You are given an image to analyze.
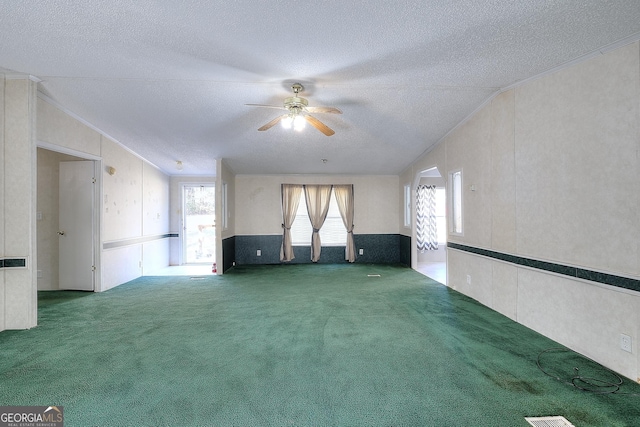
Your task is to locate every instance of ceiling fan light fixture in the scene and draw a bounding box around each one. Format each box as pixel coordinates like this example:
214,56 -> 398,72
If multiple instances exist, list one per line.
249,82 -> 341,136
293,114 -> 306,131
281,115 -> 293,129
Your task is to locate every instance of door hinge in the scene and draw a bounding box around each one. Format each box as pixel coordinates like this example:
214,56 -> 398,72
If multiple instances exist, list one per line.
92,177 -> 96,183
91,266 -> 96,272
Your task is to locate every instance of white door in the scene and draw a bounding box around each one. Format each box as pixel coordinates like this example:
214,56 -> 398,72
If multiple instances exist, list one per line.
59,161 -> 95,291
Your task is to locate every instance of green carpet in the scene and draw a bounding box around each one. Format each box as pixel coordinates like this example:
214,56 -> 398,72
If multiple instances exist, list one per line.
1,264 -> 638,426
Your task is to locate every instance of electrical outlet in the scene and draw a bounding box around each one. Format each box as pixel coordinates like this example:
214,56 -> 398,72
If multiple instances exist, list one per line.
466,275 -> 471,285
37,270 -> 43,278
620,334 -> 632,353
256,249 -> 261,256
359,249 -> 364,255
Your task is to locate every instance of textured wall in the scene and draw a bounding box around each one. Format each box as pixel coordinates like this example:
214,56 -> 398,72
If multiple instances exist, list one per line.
405,42 -> 640,381
233,175 -> 400,267
234,234 -> 402,265
37,99 -> 101,156
1,77 -> 38,330
37,98 -> 171,292
514,45 -> 638,275
399,234 -> 411,266
220,160 -> 235,240
142,162 -> 170,237
215,159 -> 236,275
222,236 -> 235,272
142,239 -> 170,276
0,74 -> 4,331
235,175 -> 399,236
102,138 -> 144,242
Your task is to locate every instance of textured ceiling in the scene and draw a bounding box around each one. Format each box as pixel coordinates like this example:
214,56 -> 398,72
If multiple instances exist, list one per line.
1,1 -> 639,176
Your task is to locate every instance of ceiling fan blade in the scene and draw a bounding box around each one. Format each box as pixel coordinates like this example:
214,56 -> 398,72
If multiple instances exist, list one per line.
246,104 -> 287,111
304,115 -> 335,136
306,106 -> 342,114
258,115 -> 287,131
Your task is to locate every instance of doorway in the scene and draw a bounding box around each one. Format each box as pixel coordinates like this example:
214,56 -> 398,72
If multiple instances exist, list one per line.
182,184 -> 216,264
37,147 -> 99,291
413,167 -> 447,285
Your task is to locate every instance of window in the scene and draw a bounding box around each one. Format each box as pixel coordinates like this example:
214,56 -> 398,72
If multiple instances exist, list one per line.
435,188 -> 446,243
450,170 -> 462,234
291,189 -> 347,246
222,182 -> 228,230
404,184 -> 411,227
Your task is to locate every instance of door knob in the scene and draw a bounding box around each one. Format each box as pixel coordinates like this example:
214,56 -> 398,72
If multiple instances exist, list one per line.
58,231 -> 65,236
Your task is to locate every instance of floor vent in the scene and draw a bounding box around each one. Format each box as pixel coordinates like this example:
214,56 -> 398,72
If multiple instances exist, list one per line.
367,274 -> 381,277
189,277 -> 206,280
525,416 -> 575,427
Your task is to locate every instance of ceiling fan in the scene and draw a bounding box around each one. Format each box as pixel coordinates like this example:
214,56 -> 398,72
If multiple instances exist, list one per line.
246,83 -> 342,136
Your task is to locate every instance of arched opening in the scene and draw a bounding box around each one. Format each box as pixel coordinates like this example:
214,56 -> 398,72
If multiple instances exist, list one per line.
412,167 -> 447,284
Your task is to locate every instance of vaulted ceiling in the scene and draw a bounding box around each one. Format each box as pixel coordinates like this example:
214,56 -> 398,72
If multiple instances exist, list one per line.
2,1 -> 639,176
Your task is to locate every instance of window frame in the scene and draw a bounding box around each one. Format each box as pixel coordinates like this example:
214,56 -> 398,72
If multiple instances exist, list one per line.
403,184 -> 411,227
222,181 -> 228,230
290,188 -> 347,247
449,169 -> 463,236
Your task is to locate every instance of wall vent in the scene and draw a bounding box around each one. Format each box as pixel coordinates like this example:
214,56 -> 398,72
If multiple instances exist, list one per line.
525,416 -> 575,427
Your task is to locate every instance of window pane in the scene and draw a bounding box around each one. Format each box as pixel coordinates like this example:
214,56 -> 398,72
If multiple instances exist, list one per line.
404,184 -> 411,227
451,171 -> 462,234
436,188 -> 446,243
291,189 -> 347,246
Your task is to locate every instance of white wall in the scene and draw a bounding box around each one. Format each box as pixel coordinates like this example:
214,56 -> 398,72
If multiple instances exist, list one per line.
37,97 -> 171,292
215,159 -> 236,273
1,76 -> 38,330
0,73 -> 4,332
142,163 -> 170,274
235,175 -> 399,236
404,42 -> 640,381
219,159 -> 235,240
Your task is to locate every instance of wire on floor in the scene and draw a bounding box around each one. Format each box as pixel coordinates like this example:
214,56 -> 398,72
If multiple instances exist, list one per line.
536,347 -> 640,396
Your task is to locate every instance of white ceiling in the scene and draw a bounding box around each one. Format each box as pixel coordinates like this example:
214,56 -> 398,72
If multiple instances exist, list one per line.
2,1 -> 639,176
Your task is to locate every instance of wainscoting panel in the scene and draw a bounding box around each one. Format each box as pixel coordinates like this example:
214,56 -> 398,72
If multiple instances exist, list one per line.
222,236 -> 236,272
235,235 -> 282,265
234,234 -> 403,265
353,234 -> 400,264
399,234 -> 411,266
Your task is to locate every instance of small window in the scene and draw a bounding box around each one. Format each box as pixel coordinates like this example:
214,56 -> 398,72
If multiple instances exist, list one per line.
291,189 -> 347,246
450,170 -> 462,234
404,184 -> 411,227
435,187 -> 446,244
222,182 -> 228,230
